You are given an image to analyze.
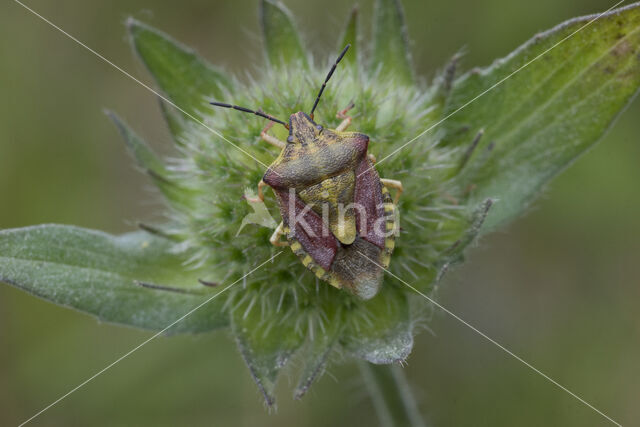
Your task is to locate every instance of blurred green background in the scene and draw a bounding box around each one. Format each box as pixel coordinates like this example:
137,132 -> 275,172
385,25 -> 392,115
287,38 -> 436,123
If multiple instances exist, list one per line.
1,0 -> 639,425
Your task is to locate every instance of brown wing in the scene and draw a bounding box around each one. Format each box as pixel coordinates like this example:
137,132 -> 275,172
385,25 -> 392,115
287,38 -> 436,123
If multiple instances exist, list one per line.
275,189 -> 338,270
354,157 -> 385,249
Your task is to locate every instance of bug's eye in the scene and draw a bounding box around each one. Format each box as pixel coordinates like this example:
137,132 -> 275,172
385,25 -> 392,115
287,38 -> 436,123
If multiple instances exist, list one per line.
316,125 -> 324,134
287,135 -> 294,143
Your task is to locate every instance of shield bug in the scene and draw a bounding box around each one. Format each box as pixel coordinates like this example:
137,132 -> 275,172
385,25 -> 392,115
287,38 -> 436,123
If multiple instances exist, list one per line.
211,45 -> 402,299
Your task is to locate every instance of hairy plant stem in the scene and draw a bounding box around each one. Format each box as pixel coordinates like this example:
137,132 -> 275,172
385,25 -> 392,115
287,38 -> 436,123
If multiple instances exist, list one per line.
358,361 -> 427,427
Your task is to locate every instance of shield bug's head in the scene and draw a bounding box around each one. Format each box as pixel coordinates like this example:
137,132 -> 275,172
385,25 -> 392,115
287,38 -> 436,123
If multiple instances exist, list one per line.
210,44 -> 351,138
287,111 -> 323,144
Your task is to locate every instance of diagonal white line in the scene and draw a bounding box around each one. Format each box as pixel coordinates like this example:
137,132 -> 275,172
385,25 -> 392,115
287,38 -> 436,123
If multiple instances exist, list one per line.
356,250 -> 622,427
13,0 -> 273,171
18,251 -> 283,427
368,0 -> 626,171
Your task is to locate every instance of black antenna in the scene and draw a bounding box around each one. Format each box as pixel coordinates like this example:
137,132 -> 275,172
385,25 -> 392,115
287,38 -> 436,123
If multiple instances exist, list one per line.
210,102 -> 289,128
309,44 -> 351,119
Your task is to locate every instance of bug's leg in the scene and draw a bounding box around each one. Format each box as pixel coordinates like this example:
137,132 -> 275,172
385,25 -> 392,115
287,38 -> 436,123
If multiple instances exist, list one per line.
261,121 -> 286,149
335,102 -> 355,132
380,178 -> 404,205
269,222 -> 290,247
368,153 -> 377,164
246,179 -> 268,203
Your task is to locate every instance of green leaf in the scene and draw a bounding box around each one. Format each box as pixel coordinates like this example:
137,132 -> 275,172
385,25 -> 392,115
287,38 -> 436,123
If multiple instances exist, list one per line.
260,0 -> 307,68
428,53 -> 462,122
338,6 -> 359,70
231,294 -> 304,406
341,286 -> 413,364
423,199 -> 494,293
0,225 -> 228,334
158,99 -> 188,144
294,304 -> 343,399
371,0 -> 414,84
107,111 -> 166,174
442,3 -> 640,230
439,199 -> 493,266
127,18 -> 232,120
107,111 -> 196,209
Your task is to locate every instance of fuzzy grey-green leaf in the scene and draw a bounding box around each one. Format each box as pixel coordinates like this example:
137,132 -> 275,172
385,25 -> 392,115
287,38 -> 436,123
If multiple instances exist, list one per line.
0,225 -> 228,334
372,0 -> 414,84
294,304 -> 343,399
442,3 -> 640,230
440,199 -> 493,265
127,18 -> 232,120
107,112 -> 196,209
159,99 -> 188,143
260,0 -> 307,68
231,295 -> 304,406
107,111 -> 166,174
341,286 -> 413,364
